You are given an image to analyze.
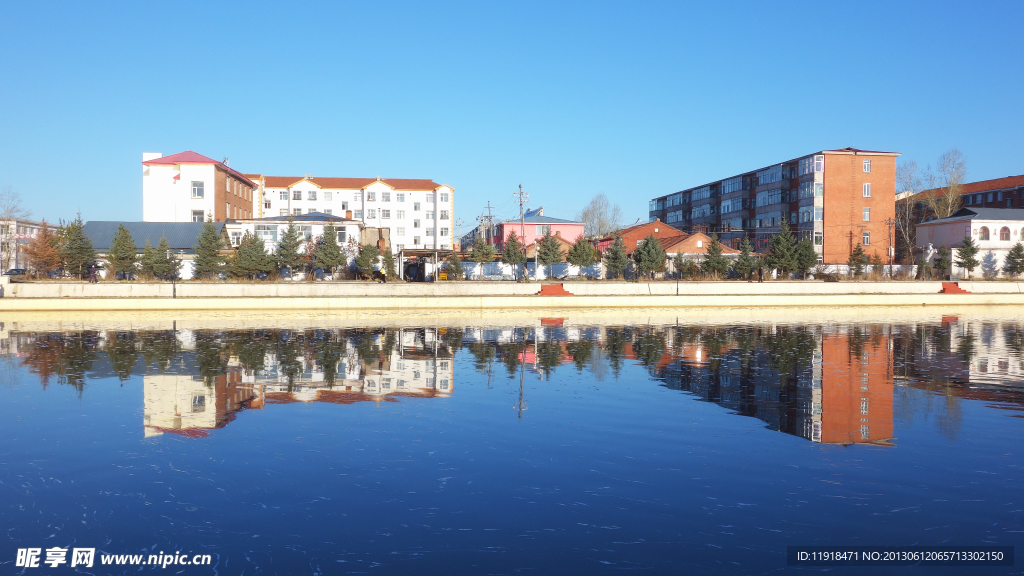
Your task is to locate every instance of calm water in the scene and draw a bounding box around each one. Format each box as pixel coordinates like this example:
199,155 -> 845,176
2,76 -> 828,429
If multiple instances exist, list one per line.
2,312 -> 1023,575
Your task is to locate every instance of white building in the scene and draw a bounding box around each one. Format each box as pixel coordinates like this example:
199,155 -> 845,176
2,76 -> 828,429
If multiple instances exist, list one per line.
916,207 -> 1024,278
226,212 -> 363,253
142,151 -> 257,223
0,217 -> 42,271
242,175 -> 454,251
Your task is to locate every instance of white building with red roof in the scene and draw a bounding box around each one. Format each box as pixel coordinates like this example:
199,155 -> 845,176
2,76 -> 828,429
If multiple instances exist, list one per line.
142,151 -> 257,223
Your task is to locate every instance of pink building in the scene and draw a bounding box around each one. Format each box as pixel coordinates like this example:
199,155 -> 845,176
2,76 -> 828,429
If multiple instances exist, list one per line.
488,208 -> 584,252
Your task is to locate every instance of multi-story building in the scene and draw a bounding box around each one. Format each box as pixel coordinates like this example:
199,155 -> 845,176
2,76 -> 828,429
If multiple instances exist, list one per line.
916,207 -> 1024,278
243,175 -> 454,251
142,151 -> 257,222
648,147 -> 899,264
0,217 -> 42,271
460,208 -> 584,253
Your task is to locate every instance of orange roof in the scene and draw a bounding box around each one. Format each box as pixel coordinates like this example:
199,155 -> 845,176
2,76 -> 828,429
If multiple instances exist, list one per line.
258,176 -> 446,191
661,232 -> 740,255
905,174 -> 1024,201
599,220 -> 684,243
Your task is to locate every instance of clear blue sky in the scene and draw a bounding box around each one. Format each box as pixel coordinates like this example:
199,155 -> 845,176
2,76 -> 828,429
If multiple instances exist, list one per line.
1,1 -> 1021,226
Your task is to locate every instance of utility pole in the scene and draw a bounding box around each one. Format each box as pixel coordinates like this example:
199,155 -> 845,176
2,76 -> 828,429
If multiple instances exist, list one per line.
514,185 -> 529,280
884,217 -> 896,272
455,218 -> 464,251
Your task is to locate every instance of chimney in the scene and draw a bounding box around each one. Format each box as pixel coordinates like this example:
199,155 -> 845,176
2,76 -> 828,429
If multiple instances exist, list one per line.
223,157 -> 229,166
346,210 -> 353,220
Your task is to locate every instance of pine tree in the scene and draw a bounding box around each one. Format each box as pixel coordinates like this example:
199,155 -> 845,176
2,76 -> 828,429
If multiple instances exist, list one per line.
155,234 -> 181,279
566,234 -> 595,273
276,221 -> 303,275
355,244 -> 380,279
314,223 -> 344,277
764,218 -> 796,278
847,243 -> 868,276
445,252 -> 464,280
955,236 -> 980,279
230,231 -> 274,278
700,233 -> 730,278
604,235 -> 628,279
192,219 -> 224,279
870,252 -> 885,276
733,236 -> 756,280
58,214 -> 97,279
794,239 -> 818,279
381,248 -> 397,279
632,234 -> 666,280
23,219 -> 61,278
109,224 -> 138,279
469,237 -> 496,280
536,231 -> 565,280
140,239 -> 160,279
1003,242 -> 1024,278
932,245 -> 951,279
501,230 -> 527,280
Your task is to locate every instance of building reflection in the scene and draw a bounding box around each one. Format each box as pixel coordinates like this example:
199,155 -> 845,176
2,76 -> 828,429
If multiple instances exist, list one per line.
2,318 -> 1022,443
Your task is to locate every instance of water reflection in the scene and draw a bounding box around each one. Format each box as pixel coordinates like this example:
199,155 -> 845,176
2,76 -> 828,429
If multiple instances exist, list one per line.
4,317 -> 1024,444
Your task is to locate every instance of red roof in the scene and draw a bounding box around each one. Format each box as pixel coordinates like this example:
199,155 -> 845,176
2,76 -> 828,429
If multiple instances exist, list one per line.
142,151 -> 257,188
907,174 -> 1024,200
823,147 -> 899,155
258,176 -> 445,191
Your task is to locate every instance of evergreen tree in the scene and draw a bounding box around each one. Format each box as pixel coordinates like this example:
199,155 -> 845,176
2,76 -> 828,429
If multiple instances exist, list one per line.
700,233 -> 730,278
140,239 -> 160,278
276,220 -> 303,274
954,235 -> 980,279
733,236 -> 756,280
1003,242 -> 1024,278
469,236 -> 497,280
870,252 -> 885,276
109,224 -> 138,279
501,230 -> 527,280
192,219 -> 225,279
632,234 -> 666,280
58,215 -> 97,279
381,248 -> 397,279
847,243 -> 868,276
445,252 -> 464,280
314,223 -> 344,276
794,239 -> 818,279
354,244 -> 380,278
566,234 -> 595,272
230,231 -> 274,278
155,234 -> 182,279
23,219 -> 61,277
764,218 -> 796,278
604,235 -> 628,279
536,231 -> 565,280
933,245 -> 951,279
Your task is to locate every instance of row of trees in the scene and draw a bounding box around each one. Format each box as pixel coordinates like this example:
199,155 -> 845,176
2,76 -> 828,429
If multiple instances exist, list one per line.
919,236 -> 1024,279
21,216 -> 100,279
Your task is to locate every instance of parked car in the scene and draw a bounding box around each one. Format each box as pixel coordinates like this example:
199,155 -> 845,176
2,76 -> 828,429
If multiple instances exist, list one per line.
3,268 -> 27,276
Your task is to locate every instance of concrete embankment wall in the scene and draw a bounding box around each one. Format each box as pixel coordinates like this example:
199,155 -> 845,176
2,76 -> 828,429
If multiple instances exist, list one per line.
1,280 -> 1023,311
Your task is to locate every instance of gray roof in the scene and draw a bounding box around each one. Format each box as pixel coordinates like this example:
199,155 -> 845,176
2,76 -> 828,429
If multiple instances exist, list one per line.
83,221 -> 224,253
503,215 -> 582,225
919,207 -> 1024,225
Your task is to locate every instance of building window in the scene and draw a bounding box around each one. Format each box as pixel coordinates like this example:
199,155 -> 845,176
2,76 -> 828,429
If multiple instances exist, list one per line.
279,209 -> 288,216
290,190 -> 301,200
397,210 -> 405,219
536,224 -> 551,235
279,191 -> 287,200
1000,227 -> 1010,240
860,400 -> 869,415
427,228 -> 435,236
264,201 -> 271,210
308,208 -> 317,214
440,192 -> 449,203
979,226 -> 990,240
293,208 -> 302,216
862,231 -> 870,245
966,195 -> 973,205
863,183 -> 871,197
230,231 -> 242,247
381,210 -> 391,219
382,192 -> 390,202
813,231 -> 823,245
987,192 -> 994,202
413,236 -> 420,245
354,210 -> 363,219
354,192 -> 363,202
397,227 -> 406,236
862,207 -> 870,221
441,227 -> 449,237
863,159 -> 871,173
324,191 -> 332,202
308,190 -> 317,201
325,209 -> 332,215
414,219 -> 421,228
395,193 -> 404,202
341,201 -> 349,211
440,210 -> 449,220
337,230 -> 346,243
426,211 -> 435,219
814,207 -> 824,221
191,182 -> 204,198
191,210 -> 204,222
426,193 -> 436,202
814,155 -> 824,172
367,209 -> 376,218
367,192 -> 376,201
414,202 -> 421,211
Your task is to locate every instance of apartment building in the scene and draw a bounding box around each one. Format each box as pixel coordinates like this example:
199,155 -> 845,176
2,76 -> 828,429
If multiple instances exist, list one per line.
0,217 -> 42,271
648,148 -> 899,264
142,151 -> 256,222
243,175 -> 454,251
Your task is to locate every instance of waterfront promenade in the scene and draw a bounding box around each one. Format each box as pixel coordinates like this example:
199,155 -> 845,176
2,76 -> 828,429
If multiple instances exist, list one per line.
1,279 -> 1023,311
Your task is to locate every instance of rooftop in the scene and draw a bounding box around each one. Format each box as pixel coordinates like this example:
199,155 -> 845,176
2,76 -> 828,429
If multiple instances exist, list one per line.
903,174 -> 1024,201
918,207 -> 1024,225
83,221 -> 224,253
246,175 -> 447,191
143,151 -> 257,187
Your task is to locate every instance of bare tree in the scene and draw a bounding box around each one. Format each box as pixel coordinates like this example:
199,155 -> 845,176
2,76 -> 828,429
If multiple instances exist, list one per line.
0,186 -> 30,271
577,193 -> 623,238
920,148 -> 967,220
894,160 -> 921,263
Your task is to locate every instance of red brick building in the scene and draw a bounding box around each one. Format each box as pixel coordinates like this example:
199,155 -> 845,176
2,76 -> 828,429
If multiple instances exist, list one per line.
594,219 -> 683,255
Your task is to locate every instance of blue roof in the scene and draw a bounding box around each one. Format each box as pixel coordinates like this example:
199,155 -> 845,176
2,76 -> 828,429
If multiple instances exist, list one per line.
504,214 -> 581,225
83,221 -> 224,253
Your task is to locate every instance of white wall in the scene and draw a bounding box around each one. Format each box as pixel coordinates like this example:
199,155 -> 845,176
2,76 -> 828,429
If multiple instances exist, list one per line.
918,218 -> 1024,278
142,158 -> 216,222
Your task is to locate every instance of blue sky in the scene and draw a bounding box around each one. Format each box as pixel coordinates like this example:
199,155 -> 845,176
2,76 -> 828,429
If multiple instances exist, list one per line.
1,1 -> 1021,226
